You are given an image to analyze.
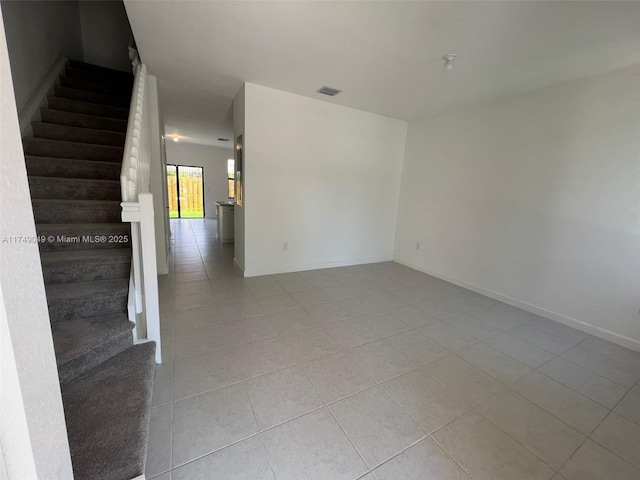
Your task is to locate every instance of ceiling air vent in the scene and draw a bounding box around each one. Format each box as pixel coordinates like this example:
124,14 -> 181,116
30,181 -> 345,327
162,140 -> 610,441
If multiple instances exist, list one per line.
316,86 -> 342,97
217,138 -> 229,142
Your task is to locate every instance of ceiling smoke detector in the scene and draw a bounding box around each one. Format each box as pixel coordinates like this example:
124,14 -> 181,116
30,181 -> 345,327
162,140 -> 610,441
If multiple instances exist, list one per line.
316,86 -> 342,96
443,53 -> 457,70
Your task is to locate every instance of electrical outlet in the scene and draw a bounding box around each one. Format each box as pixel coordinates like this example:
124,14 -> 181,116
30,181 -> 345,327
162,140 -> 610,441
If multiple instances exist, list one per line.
282,241 -> 288,251
416,242 -> 421,250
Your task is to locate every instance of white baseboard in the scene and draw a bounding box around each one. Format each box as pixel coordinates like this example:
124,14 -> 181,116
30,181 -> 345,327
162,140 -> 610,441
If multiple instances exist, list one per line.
18,53 -> 68,136
394,257 -> 640,353
243,255 -> 394,278
233,257 -> 245,276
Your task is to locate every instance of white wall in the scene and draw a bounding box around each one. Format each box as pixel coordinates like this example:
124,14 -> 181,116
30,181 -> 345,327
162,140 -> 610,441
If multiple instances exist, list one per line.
78,0 -> 132,72
0,0 -> 83,117
0,14 -> 73,478
165,142 -> 234,219
395,64 -> 640,350
242,83 -> 407,276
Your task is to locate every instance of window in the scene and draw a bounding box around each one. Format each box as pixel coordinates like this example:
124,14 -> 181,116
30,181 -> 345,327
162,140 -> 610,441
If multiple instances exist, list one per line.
227,159 -> 235,198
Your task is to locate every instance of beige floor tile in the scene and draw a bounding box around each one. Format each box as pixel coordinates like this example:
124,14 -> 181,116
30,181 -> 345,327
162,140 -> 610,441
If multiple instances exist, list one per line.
246,366 -> 323,429
330,386 -> 425,467
433,411 -> 554,480
363,291 -> 408,310
283,327 -> 341,363
233,336 -> 297,379
152,363 -> 174,408
425,355 -> 509,406
561,440 -> 640,480
325,319 -> 380,349
539,357 -> 627,408
262,408 -> 368,480
382,367 -> 469,433
560,345 -> 640,388
172,383 -> 259,466
358,311 -> 413,338
336,296 -> 384,316
458,343 -> 532,384
173,349 -> 242,399
383,331 -> 449,365
373,437 -> 471,480
486,332 -> 555,368
305,301 -> 353,325
174,280 -> 212,295
268,309 -> 317,334
477,391 -> 585,470
510,324 -> 577,354
512,372 -> 609,435
419,322 -> 479,352
579,336 -> 640,369
446,315 -> 502,341
591,413 -> 640,468
171,437 -> 275,480
386,304 -> 438,328
302,351 -> 376,403
614,384 -> 640,424
414,300 -> 462,320
351,340 -> 416,382
146,405 -> 172,478
290,289 -> 332,307
256,293 -> 300,314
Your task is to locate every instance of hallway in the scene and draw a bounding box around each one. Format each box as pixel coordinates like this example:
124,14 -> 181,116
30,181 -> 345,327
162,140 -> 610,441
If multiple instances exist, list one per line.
146,219 -> 640,480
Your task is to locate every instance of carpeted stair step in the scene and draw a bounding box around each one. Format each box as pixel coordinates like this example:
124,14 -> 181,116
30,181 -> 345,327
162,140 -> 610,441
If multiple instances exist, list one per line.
37,223 -> 131,251
32,199 -> 121,224
59,76 -> 133,98
54,86 -> 130,108
53,314 -> 134,384
40,108 -> 127,133
62,342 -> 155,480
48,96 -> 128,120
46,278 -> 129,323
23,138 -> 123,162
32,122 -> 126,147
41,249 -> 131,284
26,156 -> 121,181
29,176 -> 121,201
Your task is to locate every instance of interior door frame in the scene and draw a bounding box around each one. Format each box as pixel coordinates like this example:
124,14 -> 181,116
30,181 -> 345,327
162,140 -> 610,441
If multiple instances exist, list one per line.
167,164 -> 205,219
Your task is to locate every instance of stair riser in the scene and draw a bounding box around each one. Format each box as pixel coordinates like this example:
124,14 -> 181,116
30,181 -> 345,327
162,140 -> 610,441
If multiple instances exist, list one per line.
48,295 -> 128,323
48,97 -> 128,120
32,122 -> 125,147
26,157 -> 121,181
23,139 -> 123,162
58,329 -> 133,385
32,201 -> 121,224
40,109 -> 127,133
60,77 -> 132,98
37,226 -> 131,252
43,260 -> 130,285
54,86 -> 130,108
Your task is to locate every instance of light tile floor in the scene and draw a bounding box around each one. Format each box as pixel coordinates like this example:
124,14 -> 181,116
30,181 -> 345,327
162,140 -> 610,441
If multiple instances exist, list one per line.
146,219 -> 640,480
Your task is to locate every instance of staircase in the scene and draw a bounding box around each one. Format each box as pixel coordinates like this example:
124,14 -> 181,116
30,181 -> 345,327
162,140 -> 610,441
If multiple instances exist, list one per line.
23,60 -> 156,480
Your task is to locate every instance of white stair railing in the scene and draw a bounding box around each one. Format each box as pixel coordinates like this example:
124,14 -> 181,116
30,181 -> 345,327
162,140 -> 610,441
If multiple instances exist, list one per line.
120,50 -> 162,364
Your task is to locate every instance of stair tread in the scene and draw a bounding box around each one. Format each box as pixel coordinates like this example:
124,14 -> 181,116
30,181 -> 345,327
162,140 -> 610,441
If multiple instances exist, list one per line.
23,138 -> 124,162
52,313 -> 133,366
54,86 -> 130,108
59,76 -> 132,98
48,96 -> 129,120
40,108 -> 127,133
32,122 -> 126,147
33,198 -> 121,206
62,342 -> 155,480
46,278 -> 129,301
41,248 -> 131,265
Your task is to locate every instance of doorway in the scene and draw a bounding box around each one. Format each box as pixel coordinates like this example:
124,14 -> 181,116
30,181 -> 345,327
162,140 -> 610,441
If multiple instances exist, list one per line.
167,165 -> 205,218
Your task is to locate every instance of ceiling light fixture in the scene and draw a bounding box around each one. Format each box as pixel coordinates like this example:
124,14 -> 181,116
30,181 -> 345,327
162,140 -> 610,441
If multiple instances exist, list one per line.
173,136 -> 179,142
443,53 -> 457,70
